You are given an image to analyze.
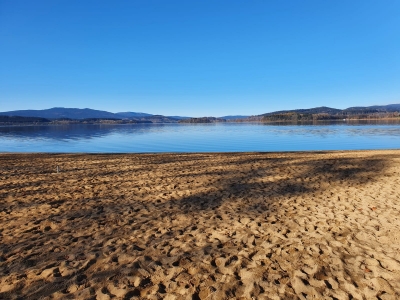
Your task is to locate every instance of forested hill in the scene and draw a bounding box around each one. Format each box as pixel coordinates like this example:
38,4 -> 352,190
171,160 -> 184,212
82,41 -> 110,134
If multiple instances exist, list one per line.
256,104 -> 400,122
0,116 -> 51,124
0,108 -> 183,123
261,104 -> 400,116
0,107 -> 117,119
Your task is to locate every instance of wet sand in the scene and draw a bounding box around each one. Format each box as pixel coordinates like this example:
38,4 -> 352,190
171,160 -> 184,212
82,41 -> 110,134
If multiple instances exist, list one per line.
1,151 -> 400,299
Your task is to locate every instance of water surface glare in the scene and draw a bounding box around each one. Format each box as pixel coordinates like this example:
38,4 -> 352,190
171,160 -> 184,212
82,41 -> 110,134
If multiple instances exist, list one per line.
0,122 -> 400,153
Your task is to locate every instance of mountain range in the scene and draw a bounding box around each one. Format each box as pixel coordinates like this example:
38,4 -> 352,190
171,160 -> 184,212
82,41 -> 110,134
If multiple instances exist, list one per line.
0,107 -> 190,122
0,104 -> 399,122
0,108 -> 151,120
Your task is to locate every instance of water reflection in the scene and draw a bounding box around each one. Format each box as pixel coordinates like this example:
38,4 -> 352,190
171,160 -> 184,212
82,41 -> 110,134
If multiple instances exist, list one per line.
261,119 -> 400,126
0,124 -> 172,141
0,121 -> 399,152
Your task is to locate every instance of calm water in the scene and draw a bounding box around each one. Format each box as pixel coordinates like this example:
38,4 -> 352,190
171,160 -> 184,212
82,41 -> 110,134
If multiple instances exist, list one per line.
1,122 -> 400,153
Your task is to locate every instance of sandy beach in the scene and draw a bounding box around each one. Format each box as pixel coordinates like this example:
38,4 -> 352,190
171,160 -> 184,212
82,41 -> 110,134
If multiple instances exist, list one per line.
1,150 -> 400,299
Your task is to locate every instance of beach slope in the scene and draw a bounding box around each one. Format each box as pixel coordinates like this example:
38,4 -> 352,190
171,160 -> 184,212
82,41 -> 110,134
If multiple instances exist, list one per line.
1,151 -> 400,299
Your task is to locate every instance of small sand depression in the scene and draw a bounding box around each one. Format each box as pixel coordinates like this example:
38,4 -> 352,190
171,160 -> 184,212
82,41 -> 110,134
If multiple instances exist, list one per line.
1,151 -> 400,299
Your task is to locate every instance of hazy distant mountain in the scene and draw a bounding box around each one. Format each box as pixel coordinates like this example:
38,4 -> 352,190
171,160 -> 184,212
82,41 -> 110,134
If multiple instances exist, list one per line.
0,107 -> 118,119
221,115 -> 249,120
138,115 -> 180,123
117,114 -> 191,120
115,112 -> 153,118
179,117 -> 226,123
166,116 -> 191,120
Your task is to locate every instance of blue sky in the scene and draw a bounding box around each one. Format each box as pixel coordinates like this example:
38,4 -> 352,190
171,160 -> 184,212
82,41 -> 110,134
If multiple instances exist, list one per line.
1,1 -> 399,117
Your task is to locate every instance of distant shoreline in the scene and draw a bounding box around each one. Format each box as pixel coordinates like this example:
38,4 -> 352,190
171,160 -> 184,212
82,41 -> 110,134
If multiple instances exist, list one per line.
1,117 -> 400,126
257,117 -> 400,123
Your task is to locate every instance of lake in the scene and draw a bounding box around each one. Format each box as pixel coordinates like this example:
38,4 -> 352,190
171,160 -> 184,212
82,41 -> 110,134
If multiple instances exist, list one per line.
1,121 -> 400,153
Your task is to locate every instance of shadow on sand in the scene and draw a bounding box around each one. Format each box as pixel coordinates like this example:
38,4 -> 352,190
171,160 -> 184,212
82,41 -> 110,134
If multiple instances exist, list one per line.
0,152 -> 395,299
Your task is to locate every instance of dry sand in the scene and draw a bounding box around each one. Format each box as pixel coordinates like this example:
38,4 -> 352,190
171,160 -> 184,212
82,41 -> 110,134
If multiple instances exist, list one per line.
0,151 -> 400,299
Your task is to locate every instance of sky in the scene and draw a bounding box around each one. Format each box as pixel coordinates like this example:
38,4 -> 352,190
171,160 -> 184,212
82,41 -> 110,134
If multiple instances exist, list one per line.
0,1 -> 399,117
